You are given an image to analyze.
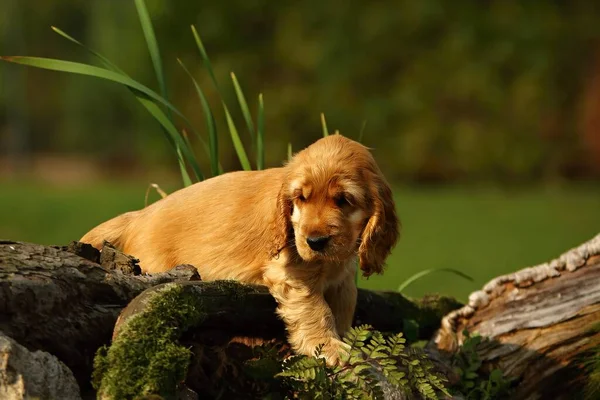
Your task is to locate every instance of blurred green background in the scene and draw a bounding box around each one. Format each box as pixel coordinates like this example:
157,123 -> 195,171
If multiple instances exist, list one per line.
1,0 -> 599,302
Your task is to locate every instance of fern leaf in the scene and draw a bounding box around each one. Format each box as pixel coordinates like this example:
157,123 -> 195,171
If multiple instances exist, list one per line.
351,363 -> 372,375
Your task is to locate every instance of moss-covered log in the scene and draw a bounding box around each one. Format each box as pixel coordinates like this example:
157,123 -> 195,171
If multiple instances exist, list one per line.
0,240 -> 198,390
102,281 -> 462,400
0,240 -> 460,395
433,233 -> 600,400
94,279 -> 455,400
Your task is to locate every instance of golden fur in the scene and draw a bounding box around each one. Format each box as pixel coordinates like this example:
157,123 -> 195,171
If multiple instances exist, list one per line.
80,133 -> 400,365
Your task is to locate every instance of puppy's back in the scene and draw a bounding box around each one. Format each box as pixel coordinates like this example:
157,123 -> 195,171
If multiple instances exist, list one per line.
81,168 -> 285,279
79,211 -> 137,250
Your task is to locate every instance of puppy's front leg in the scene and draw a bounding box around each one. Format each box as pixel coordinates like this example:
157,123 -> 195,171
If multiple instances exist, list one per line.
324,272 -> 358,338
271,284 -> 349,366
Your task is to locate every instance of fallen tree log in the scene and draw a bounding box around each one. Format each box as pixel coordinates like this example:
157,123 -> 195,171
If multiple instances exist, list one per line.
0,240 -> 201,389
4,233 -> 599,399
0,331 -> 81,400
99,281 -> 462,400
433,233 -> 600,400
0,240 -> 460,396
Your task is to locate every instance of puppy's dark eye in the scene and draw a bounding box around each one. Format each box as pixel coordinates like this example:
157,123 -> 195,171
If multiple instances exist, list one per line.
334,194 -> 348,207
297,194 -> 306,202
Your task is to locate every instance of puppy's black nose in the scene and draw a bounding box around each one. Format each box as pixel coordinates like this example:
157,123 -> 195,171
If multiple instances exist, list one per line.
306,235 -> 330,251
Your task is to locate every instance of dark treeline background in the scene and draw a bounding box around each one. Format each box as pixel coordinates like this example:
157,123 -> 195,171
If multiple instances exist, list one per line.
2,1 -> 600,300
2,0 -> 600,184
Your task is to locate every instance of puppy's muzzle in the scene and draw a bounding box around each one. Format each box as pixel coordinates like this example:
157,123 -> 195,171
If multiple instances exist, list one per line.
306,235 -> 330,251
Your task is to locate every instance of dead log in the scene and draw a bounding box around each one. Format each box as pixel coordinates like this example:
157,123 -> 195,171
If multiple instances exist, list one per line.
5,233 -> 599,399
0,240 -> 460,395
0,331 -> 82,400
0,240 -> 201,390
101,281 -> 462,400
433,233 -> 600,399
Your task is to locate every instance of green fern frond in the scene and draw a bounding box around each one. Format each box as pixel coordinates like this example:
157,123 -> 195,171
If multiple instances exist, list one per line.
277,355 -> 324,380
258,325 -> 451,399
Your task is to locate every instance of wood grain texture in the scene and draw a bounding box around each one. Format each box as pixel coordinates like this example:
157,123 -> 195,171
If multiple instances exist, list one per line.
434,233 -> 600,399
0,240 -> 459,395
0,240 -> 200,390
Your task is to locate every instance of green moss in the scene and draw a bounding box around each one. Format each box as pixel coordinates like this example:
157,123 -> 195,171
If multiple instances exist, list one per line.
92,283 -> 206,400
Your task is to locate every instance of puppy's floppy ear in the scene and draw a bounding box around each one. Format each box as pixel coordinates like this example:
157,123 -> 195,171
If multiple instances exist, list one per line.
358,170 -> 400,277
269,181 -> 294,258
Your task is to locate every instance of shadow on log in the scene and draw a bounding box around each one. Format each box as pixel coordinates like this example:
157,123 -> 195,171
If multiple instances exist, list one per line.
3,233 -> 599,399
0,240 -> 201,391
0,240 -> 460,397
432,233 -> 600,399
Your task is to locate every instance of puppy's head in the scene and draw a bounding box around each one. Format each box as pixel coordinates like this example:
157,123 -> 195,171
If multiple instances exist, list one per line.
270,133 -> 400,276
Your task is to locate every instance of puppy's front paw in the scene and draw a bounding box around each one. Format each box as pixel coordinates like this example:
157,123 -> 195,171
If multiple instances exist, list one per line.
319,338 -> 350,367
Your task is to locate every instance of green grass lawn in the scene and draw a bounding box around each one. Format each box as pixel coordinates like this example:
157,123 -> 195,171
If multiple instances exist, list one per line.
1,179 -> 598,302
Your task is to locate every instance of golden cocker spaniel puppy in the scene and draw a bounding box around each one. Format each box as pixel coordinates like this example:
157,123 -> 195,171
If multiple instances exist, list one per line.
80,133 -> 400,365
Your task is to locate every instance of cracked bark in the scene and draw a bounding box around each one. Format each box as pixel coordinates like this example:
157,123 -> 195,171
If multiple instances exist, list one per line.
433,233 -> 600,400
0,240 -> 459,395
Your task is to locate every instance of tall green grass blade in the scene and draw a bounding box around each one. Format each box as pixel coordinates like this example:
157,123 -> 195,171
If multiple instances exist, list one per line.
231,72 -> 255,143
222,103 -> 251,170
51,26 -> 196,185
180,128 -> 198,162
287,142 -> 293,161
191,25 -> 252,170
358,120 -> 367,143
320,113 -> 329,137
178,58 -> 219,177
0,56 -> 204,181
257,94 -> 265,170
191,25 -> 219,90
133,92 -> 201,183
397,268 -> 474,294
224,107 -> 251,170
52,28 -> 193,185
53,27 -> 214,166
175,149 -> 193,186
134,0 -> 168,106
133,0 -> 196,186
0,57 -> 187,136
51,27 -> 125,75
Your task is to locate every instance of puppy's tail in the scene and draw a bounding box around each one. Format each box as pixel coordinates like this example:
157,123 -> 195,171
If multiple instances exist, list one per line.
80,211 -> 136,250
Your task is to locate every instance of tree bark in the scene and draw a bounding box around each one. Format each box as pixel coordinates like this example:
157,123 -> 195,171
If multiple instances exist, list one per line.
0,331 -> 82,400
0,240 -> 460,394
433,233 -> 600,399
0,240 -> 201,390
4,233 -> 599,399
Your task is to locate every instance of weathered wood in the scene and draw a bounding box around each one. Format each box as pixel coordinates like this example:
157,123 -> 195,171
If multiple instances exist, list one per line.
0,240 -> 201,390
0,331 -> 82,400
433,233 -> 600,399
0,240 -> 460,395
107,281 -> 462,400
4,233 -> 600,399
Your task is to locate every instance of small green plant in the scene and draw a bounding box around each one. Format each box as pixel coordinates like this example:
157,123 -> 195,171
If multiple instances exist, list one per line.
580,322 -> 600,399
450,330 -> 513,400
245,325 -> 451,400
582,344 -> 600,400
397,268 -> 474,294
